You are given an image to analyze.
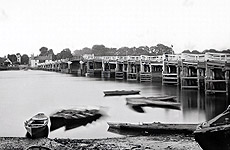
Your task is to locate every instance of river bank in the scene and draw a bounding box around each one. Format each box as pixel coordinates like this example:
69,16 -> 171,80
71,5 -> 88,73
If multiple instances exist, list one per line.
0,134 -> 201,150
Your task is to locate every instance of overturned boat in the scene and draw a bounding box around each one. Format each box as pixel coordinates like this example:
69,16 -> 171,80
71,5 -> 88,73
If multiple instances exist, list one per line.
108,122 -> 197,135
24,113 -> 49,138
194,105 -> 230,150
103,90 -> 140,96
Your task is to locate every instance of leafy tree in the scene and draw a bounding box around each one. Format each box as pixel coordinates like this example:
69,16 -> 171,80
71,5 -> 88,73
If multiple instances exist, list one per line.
182,50 -> 191,53
221,49 -> 230,53
191,50 -> 201,54
116,47 -> 130,56
92,45 -> 107,56
48,49 -> 56,60
21,54 -> 29,64
56,53 -> 61,60
202,49 -> 218,54
0,57 -> 5,66
82,47 -> 92,54
39,47 -> 48,56
56,48 -> 73,60
7,54 -> 17,64
135,46 -> 150,56
151,44 -> 174,55
73,47 -> 92,56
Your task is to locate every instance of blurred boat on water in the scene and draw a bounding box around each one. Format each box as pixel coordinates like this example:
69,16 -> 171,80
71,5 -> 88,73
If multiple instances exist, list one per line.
50,106 -> 105,131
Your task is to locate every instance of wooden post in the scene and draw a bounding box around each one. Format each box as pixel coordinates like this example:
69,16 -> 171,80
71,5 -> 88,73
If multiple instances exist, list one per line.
226,71 -> 229,95
197,68 -> 200,90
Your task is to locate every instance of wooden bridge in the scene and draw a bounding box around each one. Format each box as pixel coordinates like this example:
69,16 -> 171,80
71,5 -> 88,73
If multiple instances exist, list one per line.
35,53 -> 230,95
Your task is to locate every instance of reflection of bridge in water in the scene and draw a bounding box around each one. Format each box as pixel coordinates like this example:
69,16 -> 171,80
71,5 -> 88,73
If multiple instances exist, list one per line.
180,89 -> 229,122
35,52 -> 230,95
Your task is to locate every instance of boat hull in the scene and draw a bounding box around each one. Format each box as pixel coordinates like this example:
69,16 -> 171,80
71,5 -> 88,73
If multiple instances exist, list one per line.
26,125 -> 49,139
193,106 -> 230,150
126,98 -> 181,110
108,122 -> 197,135
65,113 -> 102,130
50,107 -> 104,131
24,113 -> 49,138
50,117 -> 66,131
194,126 -> 230,150
104,90 -> 140,96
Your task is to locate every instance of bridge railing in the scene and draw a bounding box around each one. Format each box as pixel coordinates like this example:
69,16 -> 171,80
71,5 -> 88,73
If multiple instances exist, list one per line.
205,53 -> 230,62
181,53 -> 205,62
163,54 -> 181,63
140,55 -> 163,62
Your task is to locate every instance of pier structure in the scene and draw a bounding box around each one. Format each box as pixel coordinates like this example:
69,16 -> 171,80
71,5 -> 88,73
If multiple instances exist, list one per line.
204,53 -> 230,95
114,56 -> 128,80
180,53 -> 206,89
82,54 -> 99,77
37,60 -> 57,71
162,54 -> 181,85
69,56 -> 81,75
60,60 -> 72,73
81,55 -> 163,82
139,55 -> 163,82
127,56 -> 140,81
52,60 -> 61,72
32,52 -> 230,95
37,58 -> 74,74
101,56 -> 116,79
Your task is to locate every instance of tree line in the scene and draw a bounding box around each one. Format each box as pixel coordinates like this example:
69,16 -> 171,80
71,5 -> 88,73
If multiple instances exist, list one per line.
2,44 -> 230,66
37,44 -> 174,60
40,44 -> 230,61
7,53 -> 29,65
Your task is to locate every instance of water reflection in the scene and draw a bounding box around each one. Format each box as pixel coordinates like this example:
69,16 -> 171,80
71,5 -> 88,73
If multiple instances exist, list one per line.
180,89 -> 229,122
204,95 -> 229,121
129,105 -> 145,113
0,70 -> 229,138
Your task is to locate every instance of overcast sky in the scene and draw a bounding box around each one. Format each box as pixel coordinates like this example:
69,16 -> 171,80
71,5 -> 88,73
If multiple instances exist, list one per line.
0,0 -> 230,56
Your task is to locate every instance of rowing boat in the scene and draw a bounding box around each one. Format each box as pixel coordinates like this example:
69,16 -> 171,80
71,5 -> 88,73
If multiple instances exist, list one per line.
103,90 -> 140,96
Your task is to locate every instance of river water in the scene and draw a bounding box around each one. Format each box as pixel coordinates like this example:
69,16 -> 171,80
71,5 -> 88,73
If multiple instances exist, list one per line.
0,70 -> 229,139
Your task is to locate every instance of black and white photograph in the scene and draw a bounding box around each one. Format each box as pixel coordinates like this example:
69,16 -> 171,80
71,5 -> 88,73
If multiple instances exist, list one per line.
0,0 -> 230,149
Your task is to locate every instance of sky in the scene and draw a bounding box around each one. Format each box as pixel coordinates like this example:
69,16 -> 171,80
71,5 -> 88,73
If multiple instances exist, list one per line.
0,0 -> 230,56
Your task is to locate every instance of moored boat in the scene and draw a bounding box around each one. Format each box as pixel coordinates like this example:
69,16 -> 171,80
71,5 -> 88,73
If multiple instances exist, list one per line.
103,90 -> 140,96
26,145 -> 51,150
146,95 -> 177,102
194,105 -> 230,150
108,122 -> 197,134
24,113 -> 49,138
126,97 -> 181,110
50,107 -> 104,131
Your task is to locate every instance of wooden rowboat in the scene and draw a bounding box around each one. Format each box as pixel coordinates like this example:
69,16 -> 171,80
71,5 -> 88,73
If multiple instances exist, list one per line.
26,145 -> 51,150
146,95 -> 177,102
126,97 -> 181,110
108,122 -> 197,134
103,90 -> 140,96
50,107 -> 103,131
194,105 -> 230,150
24,113 -> 49,138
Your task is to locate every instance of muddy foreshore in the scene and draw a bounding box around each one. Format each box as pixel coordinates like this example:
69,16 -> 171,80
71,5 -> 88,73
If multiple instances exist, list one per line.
0,134 -> 202,150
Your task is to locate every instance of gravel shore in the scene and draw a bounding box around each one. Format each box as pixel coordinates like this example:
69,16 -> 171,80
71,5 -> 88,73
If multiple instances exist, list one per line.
0,134 -> 202,150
